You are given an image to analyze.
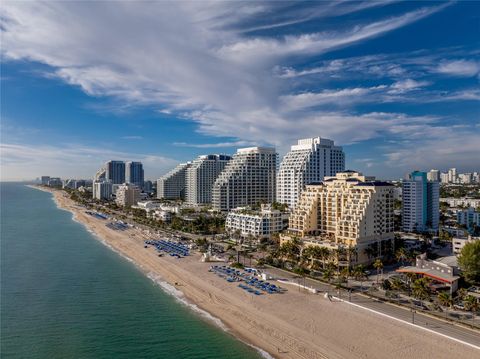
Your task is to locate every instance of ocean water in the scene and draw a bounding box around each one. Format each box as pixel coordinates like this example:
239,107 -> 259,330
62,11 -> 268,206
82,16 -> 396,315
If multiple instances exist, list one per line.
0,183 -> 263,359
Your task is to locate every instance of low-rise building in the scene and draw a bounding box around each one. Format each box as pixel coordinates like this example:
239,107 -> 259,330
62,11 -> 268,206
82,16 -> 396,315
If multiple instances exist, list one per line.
134,200 -> 162,212
225,205 -> 284,240
397,254 -> 460,294
452,236 -> 480,255
457,207 -> 480,231
441,197 -> 480,208
115,183 -> 141,207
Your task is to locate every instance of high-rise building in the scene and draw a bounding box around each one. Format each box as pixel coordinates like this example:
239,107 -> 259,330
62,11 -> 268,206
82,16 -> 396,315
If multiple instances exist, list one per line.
41,176 -> 50,185
440,172 -> 449,184
125,161 -> 144,188
157,162 -> 191,200
402,171 -> 439,233
115,183 -> 141,207
143,180 -> 153,194
284,171 -> 394,265
277,137 -> 345,210
427,169 -> 440,182
105,160 -> 125,184
448,168 -> 457,184
212,147 -> 277,211
93,180 -> 113,200
185,154 -> 231,205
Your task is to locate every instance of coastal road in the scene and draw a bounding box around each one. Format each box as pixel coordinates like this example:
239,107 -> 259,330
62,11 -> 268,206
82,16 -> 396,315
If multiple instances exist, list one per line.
264,266 -> 480,350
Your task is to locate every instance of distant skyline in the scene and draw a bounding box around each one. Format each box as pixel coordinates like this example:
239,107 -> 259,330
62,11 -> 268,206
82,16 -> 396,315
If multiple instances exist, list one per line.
1,1 -> 479,181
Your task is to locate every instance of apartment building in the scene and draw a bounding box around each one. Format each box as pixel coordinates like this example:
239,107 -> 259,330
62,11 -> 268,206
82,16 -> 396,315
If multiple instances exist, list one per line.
106,160 -> 125,184
402,171 -> 439,233
212,147 -> 277,211
125,161 -> 144,188
115,183 -> 141,207
276,137 -> 345,210
457,207 -> 480,231
185,154 -> 231,205
284,171 -> 394,265
157,162 -> 191,200
93,180 -> 113,200
225,205 -> 284,240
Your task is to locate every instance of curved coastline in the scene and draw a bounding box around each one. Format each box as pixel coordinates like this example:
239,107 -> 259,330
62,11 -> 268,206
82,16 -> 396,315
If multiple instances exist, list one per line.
27,185 -> 480,359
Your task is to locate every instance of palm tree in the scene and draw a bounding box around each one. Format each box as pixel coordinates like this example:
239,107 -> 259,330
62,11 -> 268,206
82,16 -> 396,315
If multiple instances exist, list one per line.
395,248 -> 408,266
390,277 -> 405,292
373,259 -> 384,284
322,268 -> 334,283
464,295 -> 479,312
316,247 -> 330,270
438,292 -> 453,308
438,291 -> 453,319
411,277 -> 431,301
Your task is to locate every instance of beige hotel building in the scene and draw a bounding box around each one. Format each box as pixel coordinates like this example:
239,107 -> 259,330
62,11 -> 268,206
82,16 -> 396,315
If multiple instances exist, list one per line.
282,171 -> 394,265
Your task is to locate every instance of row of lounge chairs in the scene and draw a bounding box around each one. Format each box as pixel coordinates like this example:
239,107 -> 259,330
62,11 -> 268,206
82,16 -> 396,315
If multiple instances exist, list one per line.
209,265 -> 281,295
145,239 -> 189,257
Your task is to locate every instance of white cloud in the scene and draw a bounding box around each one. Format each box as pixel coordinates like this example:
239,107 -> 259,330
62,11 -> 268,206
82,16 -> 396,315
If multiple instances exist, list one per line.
2,1 -> 475,178
218,5 -> 449,62
173,140 -> 257,148
387,79 -> 430,94
435,59 -> 480,77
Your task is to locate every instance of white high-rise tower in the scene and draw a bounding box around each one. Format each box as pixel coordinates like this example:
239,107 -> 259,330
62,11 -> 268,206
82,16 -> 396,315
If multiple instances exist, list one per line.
185,154 -> 231,205
212,147 -> 277,211
276,137 -> 345,210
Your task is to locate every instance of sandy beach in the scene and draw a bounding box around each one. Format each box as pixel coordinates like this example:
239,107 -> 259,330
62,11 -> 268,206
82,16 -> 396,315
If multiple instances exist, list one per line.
31,186 -> 479,359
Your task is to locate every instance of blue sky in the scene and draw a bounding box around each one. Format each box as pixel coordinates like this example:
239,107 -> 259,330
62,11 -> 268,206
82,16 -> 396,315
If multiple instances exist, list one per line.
1,1 -> 479,181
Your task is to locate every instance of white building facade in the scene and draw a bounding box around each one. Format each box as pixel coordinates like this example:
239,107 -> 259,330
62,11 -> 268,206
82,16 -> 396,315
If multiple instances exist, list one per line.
185,154 -> 231,205
157,163 -> 191,200
276,137 -> 345,210
212,147 -> 277,211
93,181 -> 113,200
225,205 -> 284,239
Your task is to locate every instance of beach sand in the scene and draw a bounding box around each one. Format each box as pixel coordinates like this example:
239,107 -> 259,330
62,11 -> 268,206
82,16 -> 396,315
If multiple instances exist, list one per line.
31,186 -> 479,359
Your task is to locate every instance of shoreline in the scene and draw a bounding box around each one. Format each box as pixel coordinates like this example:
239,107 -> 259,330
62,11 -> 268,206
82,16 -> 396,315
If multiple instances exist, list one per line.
28,185 -> 479,359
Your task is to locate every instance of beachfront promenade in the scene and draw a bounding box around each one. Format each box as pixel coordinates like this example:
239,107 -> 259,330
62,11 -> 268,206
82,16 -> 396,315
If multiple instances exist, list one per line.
265,266 -> 480,350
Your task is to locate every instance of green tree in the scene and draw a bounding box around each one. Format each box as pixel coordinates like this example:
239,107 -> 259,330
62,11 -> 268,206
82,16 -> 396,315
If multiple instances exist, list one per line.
458,240 -> 480,283
464,295 -> 479,313
395,247 -> 408,266
411,277 -> 431,301
322,268 -> 334,283
373,259 -> 384,284
437,292 -> 453,308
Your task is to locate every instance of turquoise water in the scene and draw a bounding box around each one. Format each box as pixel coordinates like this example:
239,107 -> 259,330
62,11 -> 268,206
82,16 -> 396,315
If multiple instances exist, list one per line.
1,183 -> 262,359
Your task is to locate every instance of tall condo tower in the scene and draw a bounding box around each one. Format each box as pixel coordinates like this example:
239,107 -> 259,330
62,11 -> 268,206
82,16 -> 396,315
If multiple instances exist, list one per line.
212,147 -> 277,211
157,163 -> 191,200
185,154 -> 231,205
277,137 -> 345,210
105,160 -> 125,184
402,171 -> 439,233
125,161 -> 144,188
